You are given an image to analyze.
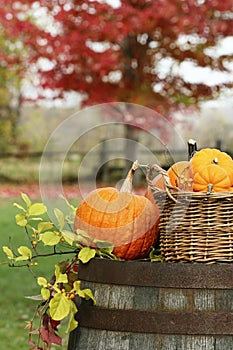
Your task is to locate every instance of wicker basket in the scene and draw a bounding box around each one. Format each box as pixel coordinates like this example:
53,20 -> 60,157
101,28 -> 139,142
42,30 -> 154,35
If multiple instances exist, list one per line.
147,165 -> 233,264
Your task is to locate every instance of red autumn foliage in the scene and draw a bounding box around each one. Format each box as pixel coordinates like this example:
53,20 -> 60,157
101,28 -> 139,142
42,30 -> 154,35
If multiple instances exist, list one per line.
28,313 -> 62,348
0,0 -> 232,119
40,313 -> 62,347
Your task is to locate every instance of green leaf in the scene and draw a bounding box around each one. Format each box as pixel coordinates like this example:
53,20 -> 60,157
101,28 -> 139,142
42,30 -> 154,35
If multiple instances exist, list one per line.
18,246 -> 32,259
21,193 -> 31,209
96,247 -> 118,260
59,195 -> 76,211
75,229 -> 93,245
41,287 -> 50,301
95,239 -> 114,251
76,229 -> 91,238
15,255 -> 31,262
38,221 -> 54,233
15,213 -> 27,227
74,281 -> 96,304
29,203 -> 47,216
79,288 -> 96,304
59,195 -> 77,217
73,280 -> 81,292
62,230 -> 76,246
55,265 -> 68,284
37,277 -> 48,287
40,231 -> 61,246
149,247 -> 163,262
66,302 -> 78,333
54,208 -> 65,230
78,247 -> 96,264
2,246 -> 14,260
49,293 -> 71,321
13,202 -> 26,212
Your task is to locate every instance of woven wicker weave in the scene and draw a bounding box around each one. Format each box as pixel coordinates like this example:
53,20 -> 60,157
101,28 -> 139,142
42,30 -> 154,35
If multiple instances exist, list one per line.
148,165 -> 233,264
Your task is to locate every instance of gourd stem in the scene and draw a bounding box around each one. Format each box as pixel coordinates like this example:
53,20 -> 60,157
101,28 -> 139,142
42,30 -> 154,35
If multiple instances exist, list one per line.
120,160 -> 139,193
187,139 -> 197,160
207,183 -> 213,194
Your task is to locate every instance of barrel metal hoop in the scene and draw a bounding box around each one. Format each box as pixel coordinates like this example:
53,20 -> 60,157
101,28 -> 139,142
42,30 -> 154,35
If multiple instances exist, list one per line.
77,304 -> 233,335
79,259 -> 233,289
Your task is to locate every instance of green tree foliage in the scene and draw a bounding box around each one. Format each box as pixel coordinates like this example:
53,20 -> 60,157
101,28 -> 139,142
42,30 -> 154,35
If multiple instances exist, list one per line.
0,31 -> 22,151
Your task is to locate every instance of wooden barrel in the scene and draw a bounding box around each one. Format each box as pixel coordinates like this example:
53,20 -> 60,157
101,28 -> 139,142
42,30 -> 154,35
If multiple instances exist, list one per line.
68,259 -> 233,350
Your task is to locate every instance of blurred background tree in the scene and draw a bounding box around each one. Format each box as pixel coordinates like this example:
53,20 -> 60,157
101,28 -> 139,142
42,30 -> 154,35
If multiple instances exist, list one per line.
0,30 -> 22,152
0,0 -> 232,169
5,0 -> 232,113
0,2 -> 39,152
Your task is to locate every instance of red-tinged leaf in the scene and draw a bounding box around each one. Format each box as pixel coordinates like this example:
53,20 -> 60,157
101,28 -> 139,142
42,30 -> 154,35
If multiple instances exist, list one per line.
50,318 -> 61,330
28,339 -> 35,346
73,264 -> 79,273
40,325 -> 62,347
42,312 -> 49,328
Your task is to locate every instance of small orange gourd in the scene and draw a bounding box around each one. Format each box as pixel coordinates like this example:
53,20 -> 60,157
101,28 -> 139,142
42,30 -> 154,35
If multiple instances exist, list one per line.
74,161 -> 160,260
193,164 -> 231,192
191,148 -> 233,184
167,161 -> 193,191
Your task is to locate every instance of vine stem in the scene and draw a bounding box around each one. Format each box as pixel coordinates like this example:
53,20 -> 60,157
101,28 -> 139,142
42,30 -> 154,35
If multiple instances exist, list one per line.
9,249 -> 79,268
27,264 -> 38,280
25,225 -> 39,255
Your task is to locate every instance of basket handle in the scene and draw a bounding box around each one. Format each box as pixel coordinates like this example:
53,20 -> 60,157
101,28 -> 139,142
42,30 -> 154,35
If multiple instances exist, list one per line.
146,164 -> 178,203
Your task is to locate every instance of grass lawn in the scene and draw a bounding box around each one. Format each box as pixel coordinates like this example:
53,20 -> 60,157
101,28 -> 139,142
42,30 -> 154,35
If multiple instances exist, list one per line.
0,197 -> 78,350
0,156 -> 81,184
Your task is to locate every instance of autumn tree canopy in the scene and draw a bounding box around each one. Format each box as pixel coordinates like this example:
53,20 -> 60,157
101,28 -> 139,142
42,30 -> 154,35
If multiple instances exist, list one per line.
0,0 -> 233,120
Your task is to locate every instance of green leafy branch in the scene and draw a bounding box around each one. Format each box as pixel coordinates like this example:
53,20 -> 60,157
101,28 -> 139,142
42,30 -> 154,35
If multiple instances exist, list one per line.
1,192 -> 161,349
1,193 -> 118,349
24,257 -> 96,349
2,193 -> 79,266
37,263 -> 96,333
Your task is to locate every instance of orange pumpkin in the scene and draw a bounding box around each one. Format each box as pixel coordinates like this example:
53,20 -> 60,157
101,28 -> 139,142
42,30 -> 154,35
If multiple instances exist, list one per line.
191,148 -> 233,184
74,162 -> 160,260
193,164 -> 231,192
167,161 -> 193,191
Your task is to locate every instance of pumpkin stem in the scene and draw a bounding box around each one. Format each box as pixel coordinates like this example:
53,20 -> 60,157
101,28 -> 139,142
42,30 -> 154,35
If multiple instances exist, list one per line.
212,157 -> 218,164
120,160 -> 139,193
